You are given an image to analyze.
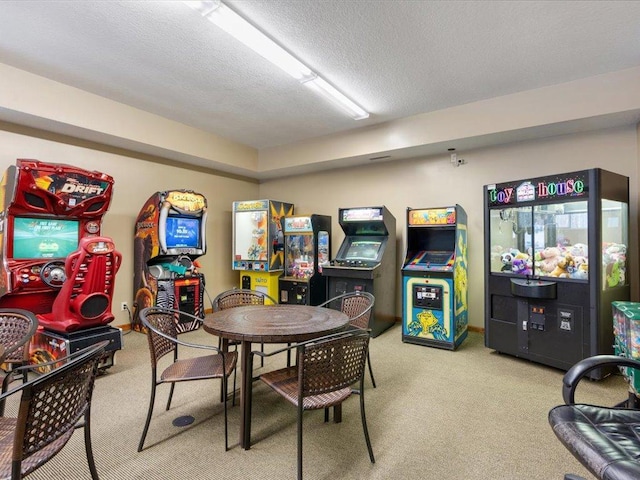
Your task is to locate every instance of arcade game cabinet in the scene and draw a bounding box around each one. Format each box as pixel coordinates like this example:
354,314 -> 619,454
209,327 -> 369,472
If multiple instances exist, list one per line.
322,206 -> 396,337
402,205 -> 468,350
133,190 -> 207,333
278,214 -> 331,305
232,199 -> 294,300
0,159 -> 122,368
484,169 -> 629,378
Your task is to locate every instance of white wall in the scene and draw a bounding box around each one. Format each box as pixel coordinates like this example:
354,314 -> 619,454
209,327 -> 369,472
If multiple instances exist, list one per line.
259,125 -> 640,329
0,129 -> 260,325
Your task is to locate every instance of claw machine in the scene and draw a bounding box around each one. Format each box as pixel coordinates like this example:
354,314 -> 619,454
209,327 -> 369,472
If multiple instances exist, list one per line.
232,199 -> 294,300
484,169 -> 629,378
278,214 -> 331,305
402,205 -> 468,349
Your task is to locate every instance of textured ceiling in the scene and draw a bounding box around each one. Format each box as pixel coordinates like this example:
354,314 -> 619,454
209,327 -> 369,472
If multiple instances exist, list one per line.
0,0 -> 639,151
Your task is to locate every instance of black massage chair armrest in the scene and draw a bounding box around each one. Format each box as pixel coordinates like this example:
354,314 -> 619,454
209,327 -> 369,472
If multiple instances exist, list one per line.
563,355 -> 640,404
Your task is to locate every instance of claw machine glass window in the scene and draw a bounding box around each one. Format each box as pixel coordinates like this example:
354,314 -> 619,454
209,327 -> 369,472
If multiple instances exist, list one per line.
489,206 -> 533,276
532,201 -> 589,280
601,199 -> 628,290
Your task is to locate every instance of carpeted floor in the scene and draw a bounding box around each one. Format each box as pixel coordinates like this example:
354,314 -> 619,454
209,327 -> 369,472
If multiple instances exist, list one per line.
5,324 -> 628,479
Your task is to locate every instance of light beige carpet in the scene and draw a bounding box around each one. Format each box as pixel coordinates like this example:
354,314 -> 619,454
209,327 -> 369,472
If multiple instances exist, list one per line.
6,324 -> 627,479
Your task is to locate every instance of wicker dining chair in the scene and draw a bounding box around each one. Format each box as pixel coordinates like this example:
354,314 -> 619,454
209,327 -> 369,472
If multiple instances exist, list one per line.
252,330 -> 375,480
0,340 -> 107,480
138,306 -> 237,452
211,288 -> 277,372
0,309 -> 39,416
212,288 -> 277,312
318,291 -> 376,387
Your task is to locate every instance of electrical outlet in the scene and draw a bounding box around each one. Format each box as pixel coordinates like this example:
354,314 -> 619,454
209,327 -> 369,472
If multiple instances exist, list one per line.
120,301 -> 128,311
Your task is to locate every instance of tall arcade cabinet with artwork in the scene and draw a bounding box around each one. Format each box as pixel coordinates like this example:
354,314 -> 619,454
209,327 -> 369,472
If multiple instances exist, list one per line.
484,169 -> 629,377
402,205 -> 469,350
232,199 -> 294,300
133,190 -> 207,333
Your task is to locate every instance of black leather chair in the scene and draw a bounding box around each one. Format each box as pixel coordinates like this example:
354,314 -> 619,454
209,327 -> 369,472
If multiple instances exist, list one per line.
548,355 -> 640,480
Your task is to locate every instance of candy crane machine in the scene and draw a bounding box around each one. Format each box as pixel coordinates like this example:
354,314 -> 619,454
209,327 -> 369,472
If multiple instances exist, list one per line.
278,214 -> 331,305
402,205 -> 468,350
322,206 -> 396,337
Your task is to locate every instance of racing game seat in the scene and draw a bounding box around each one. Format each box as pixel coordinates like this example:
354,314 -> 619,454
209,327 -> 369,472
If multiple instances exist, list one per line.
38,236 -> 122,333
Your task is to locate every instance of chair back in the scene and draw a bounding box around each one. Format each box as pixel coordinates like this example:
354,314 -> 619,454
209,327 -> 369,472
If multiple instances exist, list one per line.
299,330 -> 370,397
320,292 -> 375,330
11,340 -> 106,475
38,236 -> 122,333
0,309 -> 38,365
140,307 -> 179,367
212,289 -> 276,311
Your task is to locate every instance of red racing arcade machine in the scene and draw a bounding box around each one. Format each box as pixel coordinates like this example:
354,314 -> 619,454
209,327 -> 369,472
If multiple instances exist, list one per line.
132,190 -> 207,333
0,159 -> 123,369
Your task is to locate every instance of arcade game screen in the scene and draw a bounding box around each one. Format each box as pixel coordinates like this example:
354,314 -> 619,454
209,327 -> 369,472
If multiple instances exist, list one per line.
345,240 -> 382,261
410,251 -> 454,266
165,216 -> 200,249
12,217 -> 79,259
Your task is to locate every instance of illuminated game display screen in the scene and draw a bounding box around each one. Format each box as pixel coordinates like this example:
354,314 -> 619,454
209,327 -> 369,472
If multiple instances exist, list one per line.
412,251 -> 454,265
165,216 -> 200,249
344,240 -> 382,261
12,217 -> 79,259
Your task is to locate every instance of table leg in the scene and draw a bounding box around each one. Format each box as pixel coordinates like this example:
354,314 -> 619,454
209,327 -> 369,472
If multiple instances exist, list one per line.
219,338 -> 231,403
240,340 -> 253,450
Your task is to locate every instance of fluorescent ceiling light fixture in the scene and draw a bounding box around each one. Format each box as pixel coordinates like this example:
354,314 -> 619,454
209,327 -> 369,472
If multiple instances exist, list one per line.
184,0 -> 369,120
302,77 -> 369,120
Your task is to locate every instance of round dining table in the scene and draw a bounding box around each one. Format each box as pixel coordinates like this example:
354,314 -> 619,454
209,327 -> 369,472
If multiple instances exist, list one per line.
204,304 -> 349,450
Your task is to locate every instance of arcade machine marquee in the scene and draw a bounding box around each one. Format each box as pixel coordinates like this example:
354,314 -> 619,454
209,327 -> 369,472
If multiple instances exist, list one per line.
322,206 -> 396,337
0,159 -> 123,369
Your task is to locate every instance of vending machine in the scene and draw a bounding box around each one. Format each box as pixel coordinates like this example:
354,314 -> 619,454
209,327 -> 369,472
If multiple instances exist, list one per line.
133,190 -> 207,333
402,205 -> 468,350
322,206 -> 396,337
278,214 -> 331,305
232,199 -> 294,300
484,169 -> 629,378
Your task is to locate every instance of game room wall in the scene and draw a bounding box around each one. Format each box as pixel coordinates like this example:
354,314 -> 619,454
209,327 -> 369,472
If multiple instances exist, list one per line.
258,124 -> 640,331
0,122 -> 637,332
0,128 -> 261,327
